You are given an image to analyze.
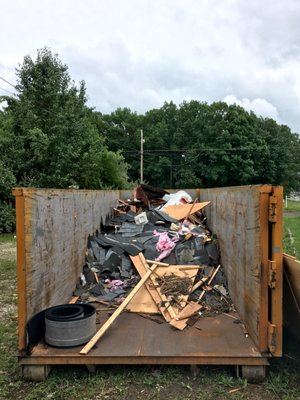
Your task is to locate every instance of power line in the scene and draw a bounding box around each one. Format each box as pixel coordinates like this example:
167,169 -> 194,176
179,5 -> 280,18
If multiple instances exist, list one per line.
0,85 -> 15,96
0,76 -> 16,88
122,146 -> 267,154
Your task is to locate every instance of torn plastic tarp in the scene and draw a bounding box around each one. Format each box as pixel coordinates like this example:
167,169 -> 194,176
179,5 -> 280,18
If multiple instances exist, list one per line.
153,230 -> 179,261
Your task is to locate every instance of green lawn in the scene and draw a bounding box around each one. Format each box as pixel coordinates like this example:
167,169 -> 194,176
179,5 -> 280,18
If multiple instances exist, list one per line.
284,200 -> 300,213
283,216 -> 300,259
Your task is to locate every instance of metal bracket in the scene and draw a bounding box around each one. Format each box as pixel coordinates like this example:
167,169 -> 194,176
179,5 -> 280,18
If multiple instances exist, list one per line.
268,322 -> 277,354
269,196 -> 277,222
268,260 -> 277,289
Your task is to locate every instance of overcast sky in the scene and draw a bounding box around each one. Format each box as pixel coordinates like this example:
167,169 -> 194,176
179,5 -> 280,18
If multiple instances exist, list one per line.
1,0 -> 300,134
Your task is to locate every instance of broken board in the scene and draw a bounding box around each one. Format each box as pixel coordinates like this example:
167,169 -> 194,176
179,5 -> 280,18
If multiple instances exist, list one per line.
126,284 -> 159,314
163,202 -> 210,220
130,254 -> 200,321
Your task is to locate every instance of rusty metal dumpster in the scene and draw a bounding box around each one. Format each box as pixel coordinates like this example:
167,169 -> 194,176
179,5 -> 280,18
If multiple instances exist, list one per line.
13,185 -> 283,381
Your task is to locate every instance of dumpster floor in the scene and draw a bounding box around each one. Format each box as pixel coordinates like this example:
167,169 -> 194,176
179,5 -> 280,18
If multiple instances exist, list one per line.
21,311 -> 268,366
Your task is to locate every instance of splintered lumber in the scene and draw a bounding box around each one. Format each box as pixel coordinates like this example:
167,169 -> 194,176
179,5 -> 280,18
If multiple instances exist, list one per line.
169,302 -> 202,330
146,259 -> 169,267
131,254 -> 199,322
190,267 -> 215,293
130,254 -> 172,321
163,201 -> 210,221
146,259 -> 202,271
80,264 -> 158,355
94,272 -> 99,283
68,296 -> 79,304
147,262 -> 178,320
190,276 -> 209,293
198,265 -> 221,301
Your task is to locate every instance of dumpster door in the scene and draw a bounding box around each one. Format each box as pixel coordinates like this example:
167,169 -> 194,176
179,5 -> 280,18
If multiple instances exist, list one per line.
267,187 -> 283,356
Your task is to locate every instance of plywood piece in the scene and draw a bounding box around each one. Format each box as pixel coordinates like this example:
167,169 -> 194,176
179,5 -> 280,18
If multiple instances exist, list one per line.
131,254 -> 199,322
130,254 -> 172,321
163,202 -> 210,220
126,284 -> 159,314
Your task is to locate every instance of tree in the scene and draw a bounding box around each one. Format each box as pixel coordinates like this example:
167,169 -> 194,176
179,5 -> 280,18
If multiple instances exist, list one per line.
2,47 -> 129,189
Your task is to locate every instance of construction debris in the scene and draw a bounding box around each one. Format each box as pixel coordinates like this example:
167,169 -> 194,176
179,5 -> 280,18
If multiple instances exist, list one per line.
68,185 -> 236,353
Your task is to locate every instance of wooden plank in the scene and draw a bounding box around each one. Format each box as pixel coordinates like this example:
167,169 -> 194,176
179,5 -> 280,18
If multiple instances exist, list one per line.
198,265 -> 220,301
163,202 -> 210,220
169,302 -> 202,330
80,264 -> 158,355
130,254 -> 172,321
146,262 -> 178,320
69,296 -> 79,304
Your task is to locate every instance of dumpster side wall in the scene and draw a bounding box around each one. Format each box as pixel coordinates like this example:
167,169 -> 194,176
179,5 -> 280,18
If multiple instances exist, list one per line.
14,188 -> 119,350
200,186 -> 263,350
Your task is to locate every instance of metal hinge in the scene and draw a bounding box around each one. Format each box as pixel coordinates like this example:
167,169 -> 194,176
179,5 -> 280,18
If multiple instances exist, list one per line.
268,322 -> 277,353
268,260 -> 277,288
269,196 -> 277,222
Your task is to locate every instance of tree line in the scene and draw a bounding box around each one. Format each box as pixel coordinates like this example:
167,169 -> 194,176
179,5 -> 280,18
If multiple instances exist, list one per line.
1,48 -> 300,232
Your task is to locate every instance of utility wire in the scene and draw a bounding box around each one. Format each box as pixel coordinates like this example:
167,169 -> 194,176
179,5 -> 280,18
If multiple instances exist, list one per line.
0,85 -> 15,96
0,76 -> 16,88
122,146 -> 267,154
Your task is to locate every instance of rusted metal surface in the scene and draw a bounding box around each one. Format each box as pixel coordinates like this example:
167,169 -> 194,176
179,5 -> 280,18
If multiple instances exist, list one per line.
269,186 -> 283,356
13,189 -> 27,351
283,254 -> 300,342
200,186 -> 264,351
13,188 -> 120,351
20,312 -> 268,366
258,191 -> 270,352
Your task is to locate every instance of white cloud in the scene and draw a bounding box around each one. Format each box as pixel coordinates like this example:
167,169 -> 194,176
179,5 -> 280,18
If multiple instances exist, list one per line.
223,95 -> 279,121
0,0 -> 300,133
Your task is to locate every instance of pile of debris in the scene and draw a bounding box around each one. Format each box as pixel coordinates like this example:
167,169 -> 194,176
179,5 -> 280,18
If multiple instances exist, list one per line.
73,184 -> 235,337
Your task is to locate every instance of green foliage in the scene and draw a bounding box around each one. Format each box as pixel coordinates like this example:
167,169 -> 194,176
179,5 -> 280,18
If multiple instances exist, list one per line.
102,100 -> 300,190
1,47 -> 129,190
0,160 -> 16,233
0,203 -> 15,233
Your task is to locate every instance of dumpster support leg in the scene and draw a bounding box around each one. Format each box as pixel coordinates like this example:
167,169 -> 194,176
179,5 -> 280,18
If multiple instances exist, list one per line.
20,365 -> 52,381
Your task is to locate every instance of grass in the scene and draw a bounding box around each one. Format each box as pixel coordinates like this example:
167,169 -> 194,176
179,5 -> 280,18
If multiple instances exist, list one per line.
0,226 -> 300,400
284,200 -> 300,213
283,216 -> 300,259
